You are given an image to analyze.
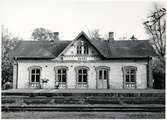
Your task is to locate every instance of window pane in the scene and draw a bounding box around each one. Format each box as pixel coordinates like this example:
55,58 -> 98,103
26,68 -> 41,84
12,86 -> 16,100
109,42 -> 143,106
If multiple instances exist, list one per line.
131,69 -> 135,74
58,70 -> 61,74
131,75 -> 135,82
62,75 -> 66,82
36,69 -> 40,74
62,69 -> 66,74
32,69 -> 35,73
78,69 -> 82,74
83,75 -> 87,82
84,46 -> 88,54
78,75 -> 82,82
104,70 -> 107,79
58,74 -> 61,82
77,47 -> 79,54
125,75 -> 129,82
77,46 -> 82,54
31,75 -> 35,82
83,69 -> 87,74
79,46 -> 82,54
36,75 -> 40,82
126,70 -> 129,74
99,70 -> 102,80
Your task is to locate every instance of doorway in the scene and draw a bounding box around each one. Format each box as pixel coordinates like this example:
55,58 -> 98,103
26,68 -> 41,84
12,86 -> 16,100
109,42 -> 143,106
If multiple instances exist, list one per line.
97,69 -> 109,89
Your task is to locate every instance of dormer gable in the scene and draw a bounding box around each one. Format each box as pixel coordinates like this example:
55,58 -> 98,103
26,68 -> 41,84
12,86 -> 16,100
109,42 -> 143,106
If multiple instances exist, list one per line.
54,31 -> 103,61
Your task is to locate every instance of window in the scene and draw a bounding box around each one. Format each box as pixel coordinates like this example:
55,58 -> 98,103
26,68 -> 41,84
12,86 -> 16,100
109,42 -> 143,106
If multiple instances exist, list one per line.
84,45 -> 89,54
123,66 -> 137,89
55,66 -> 68,88
75,66 -> 89,88
99,70 -> 102,80
104,70 -> 108,79
31,68 -> 40,82
28,66 -> 42,88
76,41 -> 89,55
98,70 -> 108,80
77,46 -> 82,54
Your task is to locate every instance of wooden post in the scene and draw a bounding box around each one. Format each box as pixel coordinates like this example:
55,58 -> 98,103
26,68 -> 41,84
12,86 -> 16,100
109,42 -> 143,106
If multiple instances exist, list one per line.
13,60 -> 18,89
147,57 -> 153,89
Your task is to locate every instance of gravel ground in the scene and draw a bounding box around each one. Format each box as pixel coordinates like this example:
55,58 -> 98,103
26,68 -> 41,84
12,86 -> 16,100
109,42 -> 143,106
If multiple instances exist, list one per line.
2,111 -> 165,119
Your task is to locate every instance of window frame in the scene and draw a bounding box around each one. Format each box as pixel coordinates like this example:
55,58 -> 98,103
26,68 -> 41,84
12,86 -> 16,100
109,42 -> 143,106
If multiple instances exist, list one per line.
83,45 -> 89,54
123,66 -> 137,89
77,46 -> 82,54
76,40 -> 89,55
54,66 -> 68,88
75,66 -> 89,88
28,66 -> 42,88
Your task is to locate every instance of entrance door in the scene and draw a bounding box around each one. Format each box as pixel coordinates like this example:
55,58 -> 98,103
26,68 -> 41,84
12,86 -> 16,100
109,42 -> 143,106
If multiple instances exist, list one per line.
97,69 -> 108,89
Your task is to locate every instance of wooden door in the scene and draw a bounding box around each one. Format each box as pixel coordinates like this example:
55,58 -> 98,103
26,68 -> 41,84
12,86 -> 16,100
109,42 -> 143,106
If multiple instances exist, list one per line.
97,69 -> 108,89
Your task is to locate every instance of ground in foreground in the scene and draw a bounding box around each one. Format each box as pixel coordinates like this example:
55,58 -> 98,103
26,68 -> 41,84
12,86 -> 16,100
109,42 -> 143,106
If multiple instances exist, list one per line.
2,111 -> 165,119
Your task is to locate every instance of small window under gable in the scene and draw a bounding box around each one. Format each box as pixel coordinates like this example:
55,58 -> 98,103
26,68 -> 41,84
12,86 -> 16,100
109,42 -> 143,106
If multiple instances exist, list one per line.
76,40 -> 89,55
77,46 -> 82,54
84,45 -> 89,54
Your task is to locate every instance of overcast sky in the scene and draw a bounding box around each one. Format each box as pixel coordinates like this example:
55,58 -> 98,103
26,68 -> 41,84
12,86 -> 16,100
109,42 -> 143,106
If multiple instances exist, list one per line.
1,0 -> 165,40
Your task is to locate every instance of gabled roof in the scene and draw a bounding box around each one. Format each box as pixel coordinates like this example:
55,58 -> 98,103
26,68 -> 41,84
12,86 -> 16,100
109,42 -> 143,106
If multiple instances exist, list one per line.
89,39 -> 157,58
11,31 -> 157,59
11,41 -> 71,59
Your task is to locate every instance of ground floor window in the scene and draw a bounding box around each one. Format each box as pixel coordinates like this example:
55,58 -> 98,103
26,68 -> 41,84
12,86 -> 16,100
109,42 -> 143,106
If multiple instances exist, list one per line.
55,66 -> 68,88
28,66 -> 42,88
123,66 -> 137,89
75,66 -> 89,88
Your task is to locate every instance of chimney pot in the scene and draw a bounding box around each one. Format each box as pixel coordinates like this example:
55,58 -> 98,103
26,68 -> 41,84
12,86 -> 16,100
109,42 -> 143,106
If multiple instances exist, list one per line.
108,32 -> 114,42
53,32 -> 59,41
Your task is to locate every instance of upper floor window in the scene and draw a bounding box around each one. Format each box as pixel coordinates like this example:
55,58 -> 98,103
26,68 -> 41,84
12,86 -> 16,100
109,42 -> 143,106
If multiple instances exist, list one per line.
84,45 -> 89,54
123,66 -> 137,89
76,41 -> 89,55
77,46 -> 82,54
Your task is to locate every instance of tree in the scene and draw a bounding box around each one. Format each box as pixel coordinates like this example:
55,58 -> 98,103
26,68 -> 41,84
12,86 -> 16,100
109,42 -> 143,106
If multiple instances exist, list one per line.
143,5 -> 166,89
87,29 -> 107,40
32,28 -> 58,41
1,26 -> 21,89
143,5 -> 166,63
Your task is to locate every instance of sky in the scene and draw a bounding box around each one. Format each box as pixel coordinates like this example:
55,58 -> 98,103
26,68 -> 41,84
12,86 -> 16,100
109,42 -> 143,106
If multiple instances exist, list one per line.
1,0 -> 166,40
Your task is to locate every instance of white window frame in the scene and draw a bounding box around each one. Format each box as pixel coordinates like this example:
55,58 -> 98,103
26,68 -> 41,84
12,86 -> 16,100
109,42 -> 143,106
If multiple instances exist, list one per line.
28,66 -> 42,88
75,66 -> 89,88
54,66 -> 68,88
123,66 -> 137,89
76,41 -> 89,55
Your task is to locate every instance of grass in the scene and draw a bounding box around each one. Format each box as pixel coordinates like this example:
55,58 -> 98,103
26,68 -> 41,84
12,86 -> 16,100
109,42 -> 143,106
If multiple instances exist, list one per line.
2,111 -> 165,119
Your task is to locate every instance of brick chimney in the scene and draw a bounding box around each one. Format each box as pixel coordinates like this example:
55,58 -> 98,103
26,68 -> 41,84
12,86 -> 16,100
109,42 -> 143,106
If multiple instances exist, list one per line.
108,32 -> 114,42
53,32 -> 59,41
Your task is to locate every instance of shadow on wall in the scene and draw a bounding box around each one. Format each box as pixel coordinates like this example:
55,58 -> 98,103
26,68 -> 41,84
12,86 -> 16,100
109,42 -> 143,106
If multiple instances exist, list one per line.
153,71 -> 165,89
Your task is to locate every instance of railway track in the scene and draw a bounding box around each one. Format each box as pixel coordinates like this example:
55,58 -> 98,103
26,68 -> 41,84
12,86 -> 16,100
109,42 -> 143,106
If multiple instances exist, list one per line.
2,104 -> 165,112
2,90 -> 165,112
